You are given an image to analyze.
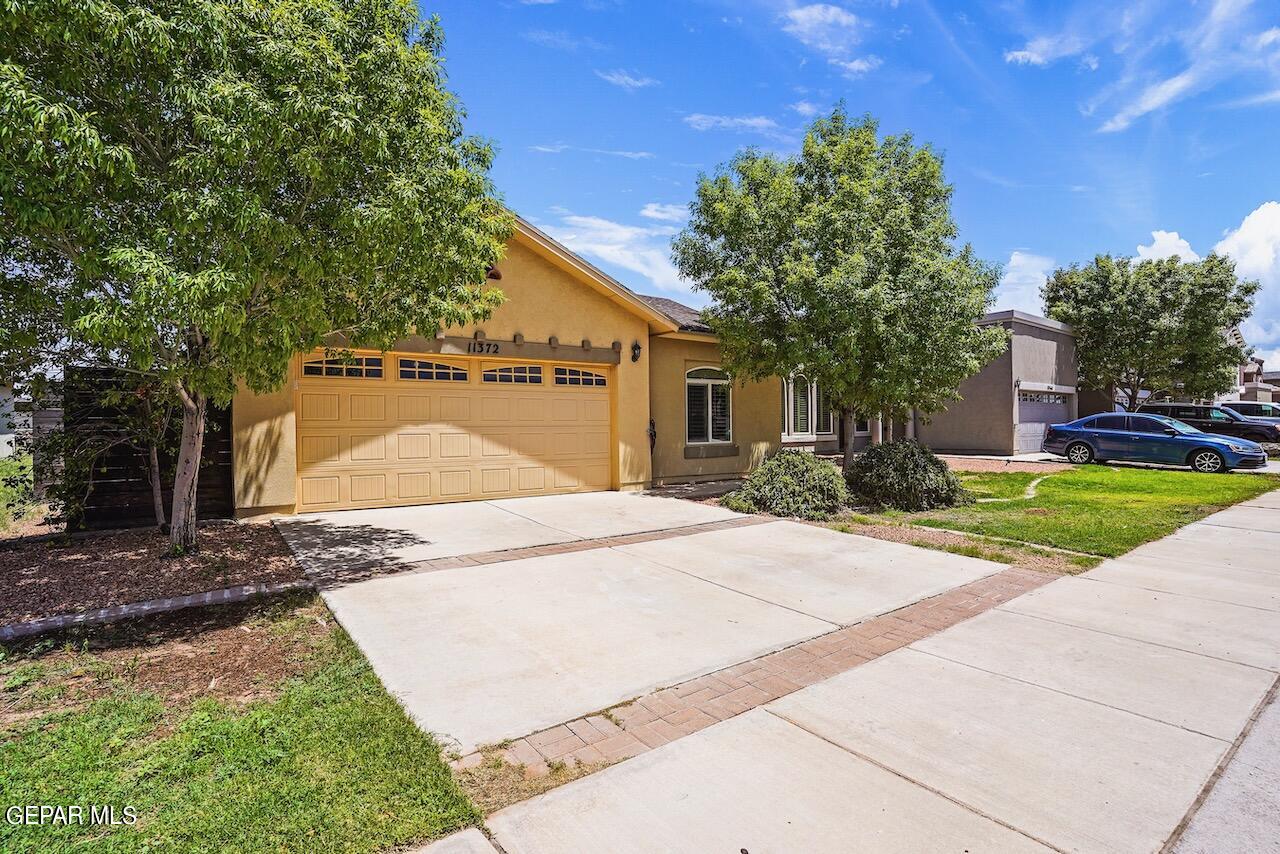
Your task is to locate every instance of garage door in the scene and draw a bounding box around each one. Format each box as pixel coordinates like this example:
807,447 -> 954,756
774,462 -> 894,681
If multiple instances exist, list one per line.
1016,390 -> 1073,454
295,352 -> 612,512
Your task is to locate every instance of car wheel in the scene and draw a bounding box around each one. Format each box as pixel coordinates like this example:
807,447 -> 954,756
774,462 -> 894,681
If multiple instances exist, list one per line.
1065,441 -> 1095,465
1190,449 -> 1226,474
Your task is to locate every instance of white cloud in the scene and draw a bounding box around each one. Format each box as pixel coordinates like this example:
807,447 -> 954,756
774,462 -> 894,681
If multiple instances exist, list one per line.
529,143 -> 653,159
519,0 -> 558,4
830,55 -> 882,77
1136,230 -> 1201,261
1004,34 -> 1086,66
594,69 -> 660,91
522,30 -> 605,51
540,212 -> 690,295
1100,67 -> 1202,132
993,251 -> 1055,315
789,100 -> 821,117
639,203 -> 686,222
1216,201 -> 1280,359
781,4 -> 861,55
1080,53 -> 1100,71
683,113 -> 779,133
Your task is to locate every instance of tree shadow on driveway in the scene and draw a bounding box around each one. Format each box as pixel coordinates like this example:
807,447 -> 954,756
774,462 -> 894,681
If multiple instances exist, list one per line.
273,519 -> 435,590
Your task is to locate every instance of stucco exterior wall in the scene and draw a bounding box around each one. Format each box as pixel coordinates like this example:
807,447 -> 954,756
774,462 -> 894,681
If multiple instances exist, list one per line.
231,234 -> 656,514
915,343 -> 1016,454
231,371 -> 297,515
648,336 -> 780,483
1010,321 -> 1078,390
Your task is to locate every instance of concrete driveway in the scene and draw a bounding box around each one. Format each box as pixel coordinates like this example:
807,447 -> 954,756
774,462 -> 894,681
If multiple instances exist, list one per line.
282,492 -> 1006,755
486,490 -> 1280,854
275,491 -> 743,573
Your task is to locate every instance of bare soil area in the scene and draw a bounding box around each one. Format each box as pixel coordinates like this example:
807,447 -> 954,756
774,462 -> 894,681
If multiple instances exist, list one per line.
0,593 -> 332,731
0,521 -> 304,625
937,455 -> 1074,474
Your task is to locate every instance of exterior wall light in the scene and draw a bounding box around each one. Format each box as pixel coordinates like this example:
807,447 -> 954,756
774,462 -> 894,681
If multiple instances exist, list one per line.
631,341 -> 642,363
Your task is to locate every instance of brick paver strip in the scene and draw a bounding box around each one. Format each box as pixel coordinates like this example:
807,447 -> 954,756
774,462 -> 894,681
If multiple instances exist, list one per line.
452,567 -> 1054,779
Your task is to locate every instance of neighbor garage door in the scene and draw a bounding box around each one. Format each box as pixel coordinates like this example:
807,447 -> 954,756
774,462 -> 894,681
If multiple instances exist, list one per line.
1016,390 -> 1073,454
295,352 -> 612,512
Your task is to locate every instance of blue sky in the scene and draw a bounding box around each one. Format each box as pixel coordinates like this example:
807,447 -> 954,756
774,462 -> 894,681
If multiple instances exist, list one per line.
430,0 -> 1280,362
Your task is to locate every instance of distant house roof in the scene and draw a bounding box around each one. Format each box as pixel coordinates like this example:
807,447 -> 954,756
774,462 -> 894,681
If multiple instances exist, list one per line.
638,295 -> 712,333
980,309 -> 1073,336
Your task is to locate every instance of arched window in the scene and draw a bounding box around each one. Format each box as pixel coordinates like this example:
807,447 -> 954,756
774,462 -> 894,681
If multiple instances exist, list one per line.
686,367 -> 731,443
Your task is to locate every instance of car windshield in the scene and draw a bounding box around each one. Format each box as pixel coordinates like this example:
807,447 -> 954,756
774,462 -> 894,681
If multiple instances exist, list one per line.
1150,415 -> 1200,434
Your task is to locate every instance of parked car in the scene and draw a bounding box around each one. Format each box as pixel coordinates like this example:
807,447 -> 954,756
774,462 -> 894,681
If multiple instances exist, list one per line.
1042,412 -> 1268,473
1219,400 -> 1280,424
1135,402 -> 1280,444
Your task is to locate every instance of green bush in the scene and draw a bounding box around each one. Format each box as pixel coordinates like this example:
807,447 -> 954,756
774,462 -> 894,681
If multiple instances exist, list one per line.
846,439 -> 972,511
722,450 -> 848,520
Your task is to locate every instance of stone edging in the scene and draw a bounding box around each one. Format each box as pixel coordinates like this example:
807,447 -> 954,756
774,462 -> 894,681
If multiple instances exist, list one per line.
0,579 -> 315,642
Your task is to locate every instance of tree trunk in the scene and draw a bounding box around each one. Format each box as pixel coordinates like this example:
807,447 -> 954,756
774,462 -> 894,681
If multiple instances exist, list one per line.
841,408 -> 857,474
149,444 -> 167,529
870,417 -> 883,445
169,391 -> 206,552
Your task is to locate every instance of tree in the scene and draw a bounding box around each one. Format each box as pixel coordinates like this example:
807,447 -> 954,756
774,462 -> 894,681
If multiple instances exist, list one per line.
1,0 -> 512,549
1042,254 -> 1257,411
671,109 -> 1006,471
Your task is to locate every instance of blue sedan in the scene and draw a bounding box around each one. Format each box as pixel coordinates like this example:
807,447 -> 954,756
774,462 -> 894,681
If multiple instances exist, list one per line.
1042,412 -> 1268,473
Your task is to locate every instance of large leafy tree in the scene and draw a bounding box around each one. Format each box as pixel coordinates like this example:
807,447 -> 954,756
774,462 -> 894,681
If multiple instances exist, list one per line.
1042,254 -> 1257,411
672,109 -> 1006,470
1,0 -> 512,548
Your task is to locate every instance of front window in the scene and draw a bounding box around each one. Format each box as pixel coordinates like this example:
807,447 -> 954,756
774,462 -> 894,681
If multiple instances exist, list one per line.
782,376 -> 835,438
687,367 -> 731,443
1209,408 -> 1235,422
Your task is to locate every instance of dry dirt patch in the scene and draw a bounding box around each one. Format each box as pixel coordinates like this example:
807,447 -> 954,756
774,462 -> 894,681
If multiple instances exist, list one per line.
1,594 -> 332,730
0,521 -> 304,624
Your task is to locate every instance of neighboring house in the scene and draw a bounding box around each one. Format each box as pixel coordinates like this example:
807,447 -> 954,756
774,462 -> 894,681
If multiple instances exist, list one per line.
231,217 -> 781,516
913,310 -> 1082,455
1220,350 -> 1274,403
0,384 -> 29,458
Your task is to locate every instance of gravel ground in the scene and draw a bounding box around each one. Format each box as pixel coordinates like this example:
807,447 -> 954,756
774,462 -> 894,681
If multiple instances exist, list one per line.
937,455 -> 1074,474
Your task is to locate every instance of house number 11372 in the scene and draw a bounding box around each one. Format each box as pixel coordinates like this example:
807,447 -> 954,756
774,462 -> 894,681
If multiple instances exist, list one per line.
466,341 -> 501,354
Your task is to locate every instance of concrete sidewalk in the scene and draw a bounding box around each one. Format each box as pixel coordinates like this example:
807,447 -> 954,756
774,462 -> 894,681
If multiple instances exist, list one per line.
486,490 -> 1280,853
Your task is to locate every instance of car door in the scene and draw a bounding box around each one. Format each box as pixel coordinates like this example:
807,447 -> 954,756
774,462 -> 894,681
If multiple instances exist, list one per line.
1129,416 -> 1184,464
1089,414 -> 1132,458
1205,406 -> 1244,438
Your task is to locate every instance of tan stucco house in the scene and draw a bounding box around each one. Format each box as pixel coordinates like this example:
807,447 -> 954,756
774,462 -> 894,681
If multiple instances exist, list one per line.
230,218 -> 782,517
229,219 -> 1088,519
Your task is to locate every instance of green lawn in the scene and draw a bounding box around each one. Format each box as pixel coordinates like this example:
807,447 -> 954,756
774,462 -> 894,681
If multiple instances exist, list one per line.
0,601 -> 477,853
892,465 -> 1280,557
0,454 -> 33,531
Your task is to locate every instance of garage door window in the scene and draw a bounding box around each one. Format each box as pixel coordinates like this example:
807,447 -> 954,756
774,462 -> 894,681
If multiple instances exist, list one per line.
554,366 -> 607,387
482,364 -> 543,384
399,358 -> 468,382
302,355 -> 383,378
1018,391 -> 1066,404
687,367 -> 731,443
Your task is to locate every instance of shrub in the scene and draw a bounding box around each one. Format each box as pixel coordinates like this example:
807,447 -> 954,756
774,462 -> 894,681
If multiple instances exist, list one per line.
845,439 -> 973,511
722,450 -> 848,520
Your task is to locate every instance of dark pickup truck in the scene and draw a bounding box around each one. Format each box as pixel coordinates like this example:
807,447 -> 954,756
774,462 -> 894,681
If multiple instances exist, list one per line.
1136,402 -> 1280,444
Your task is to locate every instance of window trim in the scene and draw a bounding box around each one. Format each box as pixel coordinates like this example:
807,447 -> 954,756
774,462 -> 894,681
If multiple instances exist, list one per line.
553,366 -> 607,387
301,354 -> 385,379
397,357 -> 468,382
782,376 -> 836,441
686,366 -> 732,444
481,364 -> 543,385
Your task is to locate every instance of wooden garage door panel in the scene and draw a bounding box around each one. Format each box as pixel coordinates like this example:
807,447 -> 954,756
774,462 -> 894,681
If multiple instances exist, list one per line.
296,356 -> 611,511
